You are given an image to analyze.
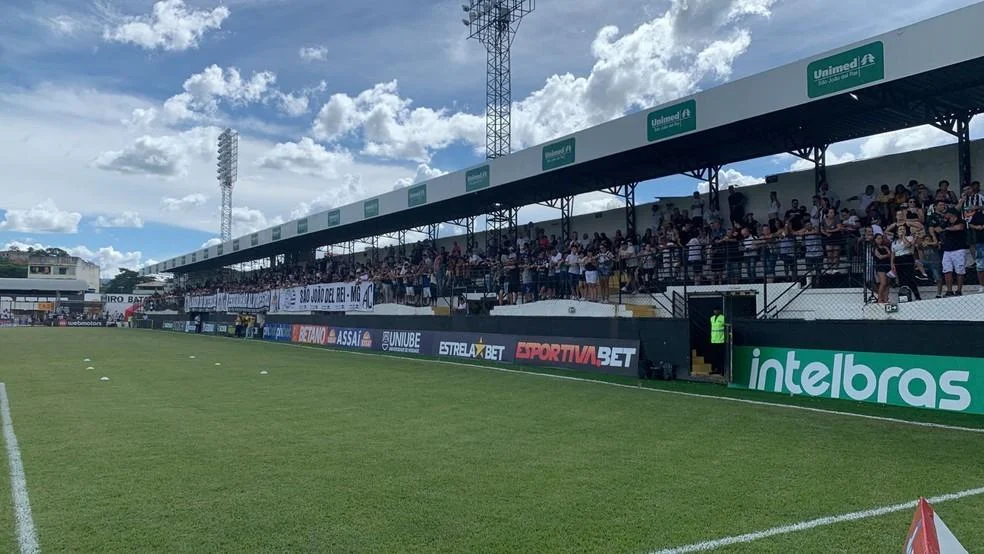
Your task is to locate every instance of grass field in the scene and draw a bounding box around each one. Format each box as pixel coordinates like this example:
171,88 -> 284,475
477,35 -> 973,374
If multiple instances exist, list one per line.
1,328 -> 982,553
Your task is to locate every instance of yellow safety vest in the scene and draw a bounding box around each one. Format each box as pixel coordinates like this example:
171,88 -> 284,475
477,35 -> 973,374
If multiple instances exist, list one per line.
710,315 -> 726,344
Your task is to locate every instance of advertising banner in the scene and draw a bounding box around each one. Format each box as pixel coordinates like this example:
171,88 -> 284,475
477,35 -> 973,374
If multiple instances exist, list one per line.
514,336 -> 640,376
263,323 -> 293,343
291,324 -> 330,345
379,329 -> 432,355
731,346 -> 984,414
202,323 -> 216,334
272,282 -> 374,313
184,322 -> 197,333
324,327 -> 375,349
162,321 -> 174,330
434,332 -> 516,363
217,324 -> 228,334
66,321 -> 105,327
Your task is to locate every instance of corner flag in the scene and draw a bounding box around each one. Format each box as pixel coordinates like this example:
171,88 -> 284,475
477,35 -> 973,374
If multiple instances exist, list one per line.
903,497 -> 968,554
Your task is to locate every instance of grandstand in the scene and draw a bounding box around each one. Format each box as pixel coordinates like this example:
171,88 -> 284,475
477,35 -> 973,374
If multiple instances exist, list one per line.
136,4 -> 984,397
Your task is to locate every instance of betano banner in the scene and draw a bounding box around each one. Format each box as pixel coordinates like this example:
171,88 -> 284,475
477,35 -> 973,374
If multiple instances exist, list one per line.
186,281 -> 373,313
731,346 -> 984,414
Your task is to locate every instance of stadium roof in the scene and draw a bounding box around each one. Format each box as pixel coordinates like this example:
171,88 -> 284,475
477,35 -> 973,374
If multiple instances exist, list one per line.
149,2 -> 984,276
0,278 -> 89,293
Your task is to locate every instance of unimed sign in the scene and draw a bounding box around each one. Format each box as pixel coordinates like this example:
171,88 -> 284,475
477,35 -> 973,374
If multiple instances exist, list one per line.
807,41 -> 884,98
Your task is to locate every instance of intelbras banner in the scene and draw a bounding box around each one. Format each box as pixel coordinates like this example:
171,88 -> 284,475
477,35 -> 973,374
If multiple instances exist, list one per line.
731,346 -> 984,415
284,326 -> 640,376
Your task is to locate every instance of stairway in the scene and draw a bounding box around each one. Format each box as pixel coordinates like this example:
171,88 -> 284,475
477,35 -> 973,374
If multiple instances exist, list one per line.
624,303 -> 658,317
691,349 -> 713,376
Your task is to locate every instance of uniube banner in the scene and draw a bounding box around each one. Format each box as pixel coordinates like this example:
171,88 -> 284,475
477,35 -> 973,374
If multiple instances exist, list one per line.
731,346 -> 984,415
186,281 -> 373,313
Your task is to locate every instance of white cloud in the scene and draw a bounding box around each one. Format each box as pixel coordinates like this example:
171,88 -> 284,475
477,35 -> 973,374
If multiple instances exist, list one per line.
201,237 -> 222,248
2,240 -> 143,278
256,137 -> 353,178
231,206 -> 283,234
93,126 -> 217,178
275,92 -> 310,117
289,174 -> 366,220
161,193 -> 208,212
94,211 -> 144,229
308,0 -> 773,160
299,46 -> 329,62
0,200 -> 82,233
312,81 -> 485,162
103,0 -> 230,52
41,15 -> 81,35
393,163 -> 447,189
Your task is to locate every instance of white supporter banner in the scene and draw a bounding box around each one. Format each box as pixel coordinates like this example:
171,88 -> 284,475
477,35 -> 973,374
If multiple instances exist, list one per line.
186,281 -> 373,313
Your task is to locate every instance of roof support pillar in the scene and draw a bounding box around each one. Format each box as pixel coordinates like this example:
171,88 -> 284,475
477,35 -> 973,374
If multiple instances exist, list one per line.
486,205 -> 518,255
932,113 -> 974,188
603,183 -> 638,240
537,196 -> 574,243
444,217 -> 477,253
683,165 -> 722,212
790,145 -> 828,194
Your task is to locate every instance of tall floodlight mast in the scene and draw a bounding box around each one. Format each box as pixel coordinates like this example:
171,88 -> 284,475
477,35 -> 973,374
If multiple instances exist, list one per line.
462,0 -> 534,159
217,128 -> 239,241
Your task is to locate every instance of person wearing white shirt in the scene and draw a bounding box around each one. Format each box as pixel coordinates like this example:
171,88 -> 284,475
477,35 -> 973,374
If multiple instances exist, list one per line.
565,247 -> 581,300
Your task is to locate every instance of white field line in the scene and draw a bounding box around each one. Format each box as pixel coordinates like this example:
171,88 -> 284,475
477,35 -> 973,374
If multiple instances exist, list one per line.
0,383 -> 40,554
649,485 -> 984,553
143,329 -> 984,435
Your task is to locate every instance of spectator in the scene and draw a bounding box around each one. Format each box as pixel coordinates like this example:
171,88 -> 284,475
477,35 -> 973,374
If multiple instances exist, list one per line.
940,208 -> 968,296
873,234 -> 892,303
727,186 -> 747,226
890,225 -> 922,300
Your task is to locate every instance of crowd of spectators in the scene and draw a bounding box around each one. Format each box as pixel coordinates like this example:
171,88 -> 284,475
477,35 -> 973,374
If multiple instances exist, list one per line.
156,177 -> 983,310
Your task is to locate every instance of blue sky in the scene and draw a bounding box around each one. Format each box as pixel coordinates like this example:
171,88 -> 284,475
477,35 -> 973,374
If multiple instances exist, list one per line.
0,0 -> 980,276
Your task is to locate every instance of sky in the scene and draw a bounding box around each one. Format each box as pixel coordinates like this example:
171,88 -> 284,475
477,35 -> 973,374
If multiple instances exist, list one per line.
1,0 -> 981,277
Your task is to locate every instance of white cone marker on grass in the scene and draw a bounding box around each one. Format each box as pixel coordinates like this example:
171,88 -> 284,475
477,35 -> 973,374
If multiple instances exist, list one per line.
189,355 -> 196,359
260,370 -> 268,375
100,377 -> 110,382
86,366 -> 94,370
83,358 -> 91,362
214,362 -> 221,366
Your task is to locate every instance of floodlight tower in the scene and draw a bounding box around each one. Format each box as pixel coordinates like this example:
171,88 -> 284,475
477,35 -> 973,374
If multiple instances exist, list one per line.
217,128 -> 239,241
462,1 -> 533,252
462,0 -> 534,159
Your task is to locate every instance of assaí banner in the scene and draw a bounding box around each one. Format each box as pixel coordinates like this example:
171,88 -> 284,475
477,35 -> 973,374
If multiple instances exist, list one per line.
731,346 -> 983,414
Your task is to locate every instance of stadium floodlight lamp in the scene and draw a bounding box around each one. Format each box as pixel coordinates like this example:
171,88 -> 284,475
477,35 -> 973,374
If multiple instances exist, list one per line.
217,128 -> 239,241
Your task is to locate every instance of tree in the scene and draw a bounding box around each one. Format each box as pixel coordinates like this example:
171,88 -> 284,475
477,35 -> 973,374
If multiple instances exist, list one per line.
103,269 -> 152,293
44,247 -> 69,258
0,261 -> 27,278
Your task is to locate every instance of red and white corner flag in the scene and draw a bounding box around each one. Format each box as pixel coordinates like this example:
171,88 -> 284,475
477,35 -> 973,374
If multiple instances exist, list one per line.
903,497 -> 968,554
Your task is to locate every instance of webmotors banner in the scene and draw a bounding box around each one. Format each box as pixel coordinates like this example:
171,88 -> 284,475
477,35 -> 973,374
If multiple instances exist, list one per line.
514,336 -> 640,376
66,321 -> 105,327
732,346 -> 984,414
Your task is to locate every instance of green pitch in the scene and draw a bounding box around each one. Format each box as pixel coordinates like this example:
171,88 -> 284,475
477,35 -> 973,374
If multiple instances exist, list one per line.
0,328 -> 982,553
